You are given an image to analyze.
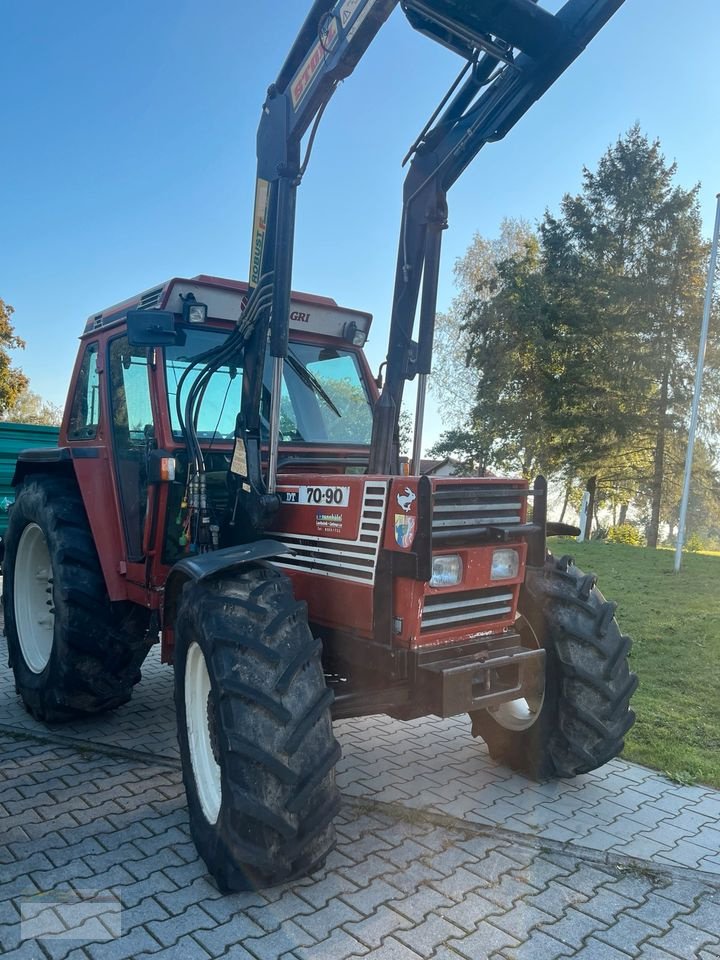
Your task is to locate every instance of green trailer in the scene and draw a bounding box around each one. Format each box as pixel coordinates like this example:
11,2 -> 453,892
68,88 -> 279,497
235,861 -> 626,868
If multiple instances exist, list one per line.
0,422 -> 60,545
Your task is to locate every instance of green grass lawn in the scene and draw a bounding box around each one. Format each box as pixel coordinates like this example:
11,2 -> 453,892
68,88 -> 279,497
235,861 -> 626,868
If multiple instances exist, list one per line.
548,538 -> 720,788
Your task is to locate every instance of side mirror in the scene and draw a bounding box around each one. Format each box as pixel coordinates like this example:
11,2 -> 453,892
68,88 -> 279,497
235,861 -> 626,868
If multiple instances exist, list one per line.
127,310 -> 185,347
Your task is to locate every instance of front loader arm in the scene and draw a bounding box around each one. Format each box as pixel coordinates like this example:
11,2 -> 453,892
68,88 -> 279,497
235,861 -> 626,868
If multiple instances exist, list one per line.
369,0 -> 626,475
234,0 -> 626,517
235,0 -> 398,509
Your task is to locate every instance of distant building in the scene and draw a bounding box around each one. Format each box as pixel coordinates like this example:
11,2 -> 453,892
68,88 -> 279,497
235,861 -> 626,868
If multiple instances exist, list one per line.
419,457 -> 461,477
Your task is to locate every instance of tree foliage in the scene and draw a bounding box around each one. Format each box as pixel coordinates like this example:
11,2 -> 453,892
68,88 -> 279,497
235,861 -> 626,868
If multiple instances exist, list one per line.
1,388 -> 63,426
431,218 -> 536,427
462,235 -> 562,478
539,126 -> 713,545
0,299 -> 29,413
607,523 -> 644,546
431,128 -> 717,544
398,407 -> 413,458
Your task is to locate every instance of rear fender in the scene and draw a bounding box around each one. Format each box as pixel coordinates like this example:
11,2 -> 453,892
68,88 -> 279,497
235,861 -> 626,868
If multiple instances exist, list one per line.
161,540 -> 289,662
11,448 -> 74,487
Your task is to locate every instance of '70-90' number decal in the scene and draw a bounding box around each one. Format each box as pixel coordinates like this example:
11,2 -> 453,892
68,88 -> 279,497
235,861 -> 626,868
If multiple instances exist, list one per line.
299,485 -> 350,507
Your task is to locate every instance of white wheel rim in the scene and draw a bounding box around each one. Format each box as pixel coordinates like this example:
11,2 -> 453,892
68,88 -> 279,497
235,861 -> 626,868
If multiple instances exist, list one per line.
185,641 -> 222,824
489,613 -> 545,732
490,695 -> 544,731
14,523 -> 55,674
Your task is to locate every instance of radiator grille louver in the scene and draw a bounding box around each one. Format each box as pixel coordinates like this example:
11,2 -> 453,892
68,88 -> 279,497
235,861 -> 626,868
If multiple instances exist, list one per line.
421,587 -> 514,633
432,483 -> 525,539
274,483 -> 387,584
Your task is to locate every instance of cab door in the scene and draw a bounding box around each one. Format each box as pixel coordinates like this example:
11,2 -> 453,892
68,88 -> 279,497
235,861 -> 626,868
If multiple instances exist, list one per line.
107,335 -> 159,586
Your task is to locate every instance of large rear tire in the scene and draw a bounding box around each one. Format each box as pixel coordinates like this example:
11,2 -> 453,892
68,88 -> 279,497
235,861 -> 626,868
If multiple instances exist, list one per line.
471,553 -> 637,779
174,565 -> 340,891
2,476 -> 153,722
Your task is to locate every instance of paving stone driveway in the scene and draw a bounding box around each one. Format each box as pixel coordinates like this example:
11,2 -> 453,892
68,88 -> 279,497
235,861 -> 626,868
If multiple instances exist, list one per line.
1,647 -> 719,959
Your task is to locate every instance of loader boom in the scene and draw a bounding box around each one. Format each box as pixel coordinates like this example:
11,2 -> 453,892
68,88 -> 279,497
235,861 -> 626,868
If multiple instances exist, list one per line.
235,0 -> 626,518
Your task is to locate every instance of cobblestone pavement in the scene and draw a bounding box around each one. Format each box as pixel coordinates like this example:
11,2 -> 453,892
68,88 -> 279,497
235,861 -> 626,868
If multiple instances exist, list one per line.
2,647 -> 720,959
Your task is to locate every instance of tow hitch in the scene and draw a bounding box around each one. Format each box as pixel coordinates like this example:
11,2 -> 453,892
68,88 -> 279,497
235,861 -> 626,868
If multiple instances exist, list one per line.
414,638 -> 545,718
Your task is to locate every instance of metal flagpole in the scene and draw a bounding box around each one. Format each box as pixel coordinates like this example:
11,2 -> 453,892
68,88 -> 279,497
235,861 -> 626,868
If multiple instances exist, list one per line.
674,193 -> 720,573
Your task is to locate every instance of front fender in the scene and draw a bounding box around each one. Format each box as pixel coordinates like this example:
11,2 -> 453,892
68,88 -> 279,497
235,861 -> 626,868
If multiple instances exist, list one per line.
163,539 -> 288,631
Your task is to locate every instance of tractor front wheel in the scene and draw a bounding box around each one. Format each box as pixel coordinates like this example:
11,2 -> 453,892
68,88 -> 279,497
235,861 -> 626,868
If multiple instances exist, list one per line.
470,553 -> 637,780
174,565 -> 340,891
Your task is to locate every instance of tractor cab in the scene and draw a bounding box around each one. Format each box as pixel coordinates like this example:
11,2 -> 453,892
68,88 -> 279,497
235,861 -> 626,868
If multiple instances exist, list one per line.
80,273 -> 375,459
54,275 -> 378,607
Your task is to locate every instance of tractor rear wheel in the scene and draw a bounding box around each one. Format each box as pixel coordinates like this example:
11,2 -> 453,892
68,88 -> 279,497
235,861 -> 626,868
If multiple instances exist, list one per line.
174,565 -> 340,891
470,553 -> 637,779
2,475 -> 153,722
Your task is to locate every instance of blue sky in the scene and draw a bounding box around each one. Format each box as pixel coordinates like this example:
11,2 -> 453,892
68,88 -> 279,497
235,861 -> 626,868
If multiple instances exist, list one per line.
2,0 -> 718,451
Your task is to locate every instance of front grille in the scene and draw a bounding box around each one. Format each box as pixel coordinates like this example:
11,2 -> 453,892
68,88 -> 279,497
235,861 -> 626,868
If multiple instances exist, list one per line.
432,482 -> 526,541
421,587 -> 514,634
274,482 -> 387,584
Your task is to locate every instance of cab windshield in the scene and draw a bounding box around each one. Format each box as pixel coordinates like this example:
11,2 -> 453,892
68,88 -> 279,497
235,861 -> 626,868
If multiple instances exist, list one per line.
165,327 -> 373,445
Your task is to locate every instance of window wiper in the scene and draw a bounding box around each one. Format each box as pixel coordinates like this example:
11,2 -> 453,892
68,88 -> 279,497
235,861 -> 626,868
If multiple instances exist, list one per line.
286,350 -> 341,418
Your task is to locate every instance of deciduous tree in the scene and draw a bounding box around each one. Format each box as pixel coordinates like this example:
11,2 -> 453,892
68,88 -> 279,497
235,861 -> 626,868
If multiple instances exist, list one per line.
1,388 -> 63,426
430,129 -> 717,545
0,299 -> 29,413
431,218 -> 536,425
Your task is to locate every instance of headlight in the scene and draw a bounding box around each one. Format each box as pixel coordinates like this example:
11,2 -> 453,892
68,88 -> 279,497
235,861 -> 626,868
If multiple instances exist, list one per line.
430,554 -> 463,587
490,548 -> 519,580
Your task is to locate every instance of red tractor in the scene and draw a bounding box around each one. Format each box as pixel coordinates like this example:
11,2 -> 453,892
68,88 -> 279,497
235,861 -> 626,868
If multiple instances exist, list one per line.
3,0 -> 635,891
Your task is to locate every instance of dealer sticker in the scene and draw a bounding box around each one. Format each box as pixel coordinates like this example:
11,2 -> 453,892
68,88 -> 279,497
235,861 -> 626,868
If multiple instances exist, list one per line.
316,511 -> 343,532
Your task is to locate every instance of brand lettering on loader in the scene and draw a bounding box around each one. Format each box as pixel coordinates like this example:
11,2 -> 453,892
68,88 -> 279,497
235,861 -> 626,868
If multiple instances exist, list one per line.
250,179 -> 270,287
291,18 -> 339,109
290,311 -> 310,323
251,227 -> 265,286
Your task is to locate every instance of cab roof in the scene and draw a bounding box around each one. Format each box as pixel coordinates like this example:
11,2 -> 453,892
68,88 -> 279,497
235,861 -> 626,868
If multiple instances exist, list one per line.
83,274 -> 373,342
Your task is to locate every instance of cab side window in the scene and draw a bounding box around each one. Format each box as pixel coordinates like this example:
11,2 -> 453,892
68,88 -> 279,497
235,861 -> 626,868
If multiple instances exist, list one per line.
68,342 -> 100,439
